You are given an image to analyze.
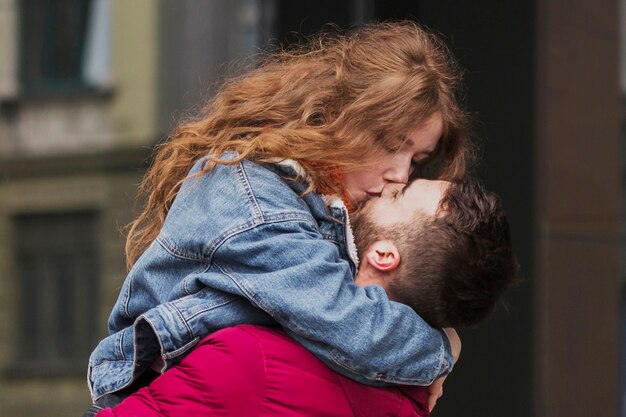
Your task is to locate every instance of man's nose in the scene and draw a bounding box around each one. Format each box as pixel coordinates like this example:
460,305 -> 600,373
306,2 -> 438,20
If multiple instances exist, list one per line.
381,183 -> 403,197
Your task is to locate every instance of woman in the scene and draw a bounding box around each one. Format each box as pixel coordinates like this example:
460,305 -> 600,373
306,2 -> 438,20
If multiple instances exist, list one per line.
84,21 -> 473,415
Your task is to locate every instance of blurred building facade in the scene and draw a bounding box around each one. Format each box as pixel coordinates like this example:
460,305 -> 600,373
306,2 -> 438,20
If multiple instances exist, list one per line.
0,1 -> 622,417
0,1 -> 155,416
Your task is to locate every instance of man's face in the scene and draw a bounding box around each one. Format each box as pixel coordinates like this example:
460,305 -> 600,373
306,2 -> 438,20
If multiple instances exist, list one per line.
355,179 -> 450,230
351,179 -> 450,263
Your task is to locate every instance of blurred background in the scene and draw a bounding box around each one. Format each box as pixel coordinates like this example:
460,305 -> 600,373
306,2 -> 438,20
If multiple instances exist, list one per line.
0,1 -> 622,416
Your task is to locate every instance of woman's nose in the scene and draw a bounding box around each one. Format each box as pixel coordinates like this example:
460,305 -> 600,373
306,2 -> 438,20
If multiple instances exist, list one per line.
383,155 -> 411,184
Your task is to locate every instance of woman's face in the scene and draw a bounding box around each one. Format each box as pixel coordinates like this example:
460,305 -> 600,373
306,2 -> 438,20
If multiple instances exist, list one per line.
342,113 -> 444,205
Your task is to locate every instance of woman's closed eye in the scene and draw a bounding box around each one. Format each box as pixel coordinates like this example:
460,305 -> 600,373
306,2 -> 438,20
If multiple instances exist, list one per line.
413,152 -> 432,165
410,154 -> 434,176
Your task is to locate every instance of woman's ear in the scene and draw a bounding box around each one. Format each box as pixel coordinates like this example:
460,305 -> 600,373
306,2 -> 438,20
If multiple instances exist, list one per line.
365,240 -> 400,272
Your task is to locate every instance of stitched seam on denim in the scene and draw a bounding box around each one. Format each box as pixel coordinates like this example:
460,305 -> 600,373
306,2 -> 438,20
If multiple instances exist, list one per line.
115,330 -> 125,361
91,359 -> 134,371
181,294 -> 243,322
182,278 -> 194,297
91,361 -> 135,399
157,221 -> 262,262
157,213 -> 314,267
170,287 -> 242,317
438,329 -> 451,376
120,243 -> 157,317
213,262 -> 310,337
210,216 -> 331,333
262,211 -> 316,223
182,264 -> 216,294
163,336 -> 200,360
213,262 -> 278,317
236,161 -> 264,222
168,302 -> 194,342
328,349 -> 395,382
120,278 -> 132,318
156,236 -> 206,262
328,349 -> 429,385
204,220 -> 262,259
205,214 -> 315,260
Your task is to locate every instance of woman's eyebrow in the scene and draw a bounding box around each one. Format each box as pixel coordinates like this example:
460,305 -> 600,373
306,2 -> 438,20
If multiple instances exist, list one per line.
406,140 -> 435,156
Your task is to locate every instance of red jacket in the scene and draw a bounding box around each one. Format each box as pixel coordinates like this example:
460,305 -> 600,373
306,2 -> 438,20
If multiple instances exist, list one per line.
97,325 -> 430,417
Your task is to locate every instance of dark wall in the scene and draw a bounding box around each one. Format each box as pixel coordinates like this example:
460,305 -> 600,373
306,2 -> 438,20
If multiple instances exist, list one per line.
158,1 -> 250,138
276,0 -> 353,35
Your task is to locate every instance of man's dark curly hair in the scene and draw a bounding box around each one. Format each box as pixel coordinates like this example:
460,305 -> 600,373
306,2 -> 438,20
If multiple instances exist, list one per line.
354,176 -> 520,328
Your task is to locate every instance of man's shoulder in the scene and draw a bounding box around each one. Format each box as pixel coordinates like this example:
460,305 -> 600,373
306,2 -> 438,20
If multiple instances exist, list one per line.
206,325 -> 314,363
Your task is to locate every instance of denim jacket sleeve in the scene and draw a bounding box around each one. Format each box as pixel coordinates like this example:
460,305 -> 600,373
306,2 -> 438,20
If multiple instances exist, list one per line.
209,218 -> 453,386
127,158 -> 453,386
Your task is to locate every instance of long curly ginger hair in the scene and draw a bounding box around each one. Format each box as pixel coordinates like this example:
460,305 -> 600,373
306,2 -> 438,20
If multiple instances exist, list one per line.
125,21 -> 474,268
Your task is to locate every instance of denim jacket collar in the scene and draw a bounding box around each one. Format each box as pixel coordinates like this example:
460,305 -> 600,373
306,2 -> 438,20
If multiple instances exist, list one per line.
320,194 -> 359,269
273,159 -> 359,268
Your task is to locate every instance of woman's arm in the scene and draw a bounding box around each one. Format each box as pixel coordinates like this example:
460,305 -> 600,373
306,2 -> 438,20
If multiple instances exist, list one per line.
132,216 -> 453,386
204,218 -> 454,386
130,158 -> 453,387
427,328 -> 461,411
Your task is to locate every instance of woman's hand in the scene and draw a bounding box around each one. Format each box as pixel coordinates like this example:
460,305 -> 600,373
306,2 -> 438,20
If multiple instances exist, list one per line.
427,328 -> 461,411
427,376 -> 446,412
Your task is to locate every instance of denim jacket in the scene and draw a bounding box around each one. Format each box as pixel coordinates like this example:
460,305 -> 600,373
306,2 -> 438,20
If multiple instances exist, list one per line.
87,154 -> 453,400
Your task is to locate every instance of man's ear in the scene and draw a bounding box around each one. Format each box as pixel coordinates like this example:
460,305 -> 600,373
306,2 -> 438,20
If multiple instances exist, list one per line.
365,240 -> 400,272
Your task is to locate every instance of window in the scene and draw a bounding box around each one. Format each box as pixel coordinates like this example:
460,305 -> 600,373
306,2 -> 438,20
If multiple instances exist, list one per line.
20,0 -> 110,94
12,211 -> 100,376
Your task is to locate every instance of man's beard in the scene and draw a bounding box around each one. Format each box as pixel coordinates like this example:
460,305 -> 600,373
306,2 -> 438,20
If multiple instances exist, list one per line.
350,206 -> 383,259
351,203 -> 430,260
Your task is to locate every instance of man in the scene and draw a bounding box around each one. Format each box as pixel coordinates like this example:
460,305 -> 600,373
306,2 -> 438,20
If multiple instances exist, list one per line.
351,176 -> 518,329
94,176 -> 518,417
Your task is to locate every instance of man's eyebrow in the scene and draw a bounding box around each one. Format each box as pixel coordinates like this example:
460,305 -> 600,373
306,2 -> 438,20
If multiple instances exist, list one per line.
401,178 -> 417,196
